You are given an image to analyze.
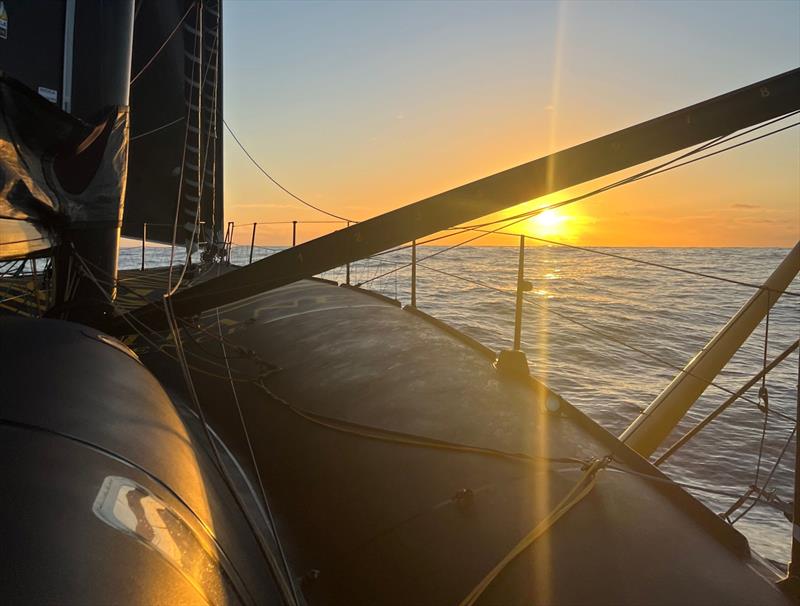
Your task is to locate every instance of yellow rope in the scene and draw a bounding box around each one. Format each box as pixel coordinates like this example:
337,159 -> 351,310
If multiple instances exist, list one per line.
458,459 -> 605,606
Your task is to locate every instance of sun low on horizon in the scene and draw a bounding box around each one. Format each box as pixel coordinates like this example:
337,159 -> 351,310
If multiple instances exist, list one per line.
525,209 -> 573,241
223,1 -> 799,248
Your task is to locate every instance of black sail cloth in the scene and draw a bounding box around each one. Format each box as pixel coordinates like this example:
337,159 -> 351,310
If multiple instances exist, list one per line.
0,76 -> 128,261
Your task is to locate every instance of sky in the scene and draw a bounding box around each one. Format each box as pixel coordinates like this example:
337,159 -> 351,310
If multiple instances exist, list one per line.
222,0 -> 800,247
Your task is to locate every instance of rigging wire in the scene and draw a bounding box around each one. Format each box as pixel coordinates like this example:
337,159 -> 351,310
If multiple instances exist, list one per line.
654,339 -> 800,466
163,297 -> 299,606
214,308 -> 300,603
167,10 -> 222,296
130,1 -> 197,85
74,248 -> 588,471
729,423 -> 796,525
165,4 -> 201,297
471,232 -> 800,298
130,115 -> 185,142
223,119 -> 354,223
68,246 -> 300,605
367,113 -> 800,263
753,304 -> 772,488
414,260 -> 790,417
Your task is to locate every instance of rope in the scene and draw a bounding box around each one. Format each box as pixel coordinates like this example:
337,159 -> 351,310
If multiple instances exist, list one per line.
130,115 -> 185,142
458,457 -> 607,606
753,304 -> 772,487
729,423 -> 796,524
214,309 -> 300,603
223,120 -> 354,223
605,465 -> 756,501
165,5 -> 201,296
167,12 -> 221,296
413,260 -> 777,414
75,248 -> 587,471
130,2 -> 197,85
654,340 -> 800,465
480,233 -> 800,298
163,295 -> 301,606
253,378 -> 584,468
360,118 -> 800,282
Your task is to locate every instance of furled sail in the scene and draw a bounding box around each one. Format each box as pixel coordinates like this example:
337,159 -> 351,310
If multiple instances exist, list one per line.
123,0 -> 223,249
0,76 -> 129,262
0,1 -> 132,262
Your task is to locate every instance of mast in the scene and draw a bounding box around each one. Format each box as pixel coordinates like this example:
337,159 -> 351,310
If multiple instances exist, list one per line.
54,0 -> 135,317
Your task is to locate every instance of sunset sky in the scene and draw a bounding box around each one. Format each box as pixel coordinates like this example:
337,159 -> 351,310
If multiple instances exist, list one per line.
222,0 -> 799,247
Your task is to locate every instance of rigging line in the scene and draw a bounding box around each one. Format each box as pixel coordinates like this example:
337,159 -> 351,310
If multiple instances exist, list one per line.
253,379 -> 584,468
464,121 -> 800,235
730,422 -> 796,525
130,1 -> 198,85
163,296 -> 301,606
754,303 -> 772,487
167,11 -> 221,296
222,119 -> 354,223
357,119 -> 800,308
458,457 -> 608,606
94,256 -> 595,545
380,111 -> 799,260
604,465 -> 760,501
130,115 -> 185,141
358,212 -> 536,287
476,232 -> 800,298
365,141 -> 727,262
215,310 -> 300,604
72,250 -> 264,382
369,115 -> 800,262
166,5 -> 200,296
415,261 -> 776,413
169,5 -> 223,284
654,339 -> 800,466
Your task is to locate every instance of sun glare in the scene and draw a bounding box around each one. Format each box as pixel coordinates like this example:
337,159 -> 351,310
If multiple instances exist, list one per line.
526,209 -> 570,239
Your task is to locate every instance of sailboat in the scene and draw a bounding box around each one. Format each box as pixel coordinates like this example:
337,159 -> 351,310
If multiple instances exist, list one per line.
1,2 -> 799,604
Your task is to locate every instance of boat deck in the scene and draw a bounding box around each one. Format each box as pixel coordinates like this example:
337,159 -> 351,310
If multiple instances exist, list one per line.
125,270 -> 791,606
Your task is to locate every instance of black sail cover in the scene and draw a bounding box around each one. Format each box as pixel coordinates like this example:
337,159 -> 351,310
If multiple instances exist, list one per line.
124,0 -> 223,248
0,76 -> 129,260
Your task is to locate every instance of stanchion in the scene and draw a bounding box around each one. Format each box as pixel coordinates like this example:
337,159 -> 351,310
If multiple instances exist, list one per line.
141,222 -> 147,271
496,234 -> 532,378
411,239 -> 417,307
249,222 -> 257,264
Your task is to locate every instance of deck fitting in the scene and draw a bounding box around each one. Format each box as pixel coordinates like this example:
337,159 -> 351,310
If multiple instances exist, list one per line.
495,349 -> 530,379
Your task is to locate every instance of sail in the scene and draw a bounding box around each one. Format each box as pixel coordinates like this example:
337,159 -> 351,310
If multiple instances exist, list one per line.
0,76 -> 129,262
0,0 -> 132,262
123,0 -> 223,248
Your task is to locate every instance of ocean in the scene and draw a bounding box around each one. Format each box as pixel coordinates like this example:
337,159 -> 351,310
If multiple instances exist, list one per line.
121,244 -> 799,564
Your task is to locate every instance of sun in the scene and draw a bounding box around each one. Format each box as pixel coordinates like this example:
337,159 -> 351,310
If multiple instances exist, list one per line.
525,209 -> 570,238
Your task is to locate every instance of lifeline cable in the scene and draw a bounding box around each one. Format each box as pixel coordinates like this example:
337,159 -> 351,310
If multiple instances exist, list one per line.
414,260 -> 791,419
